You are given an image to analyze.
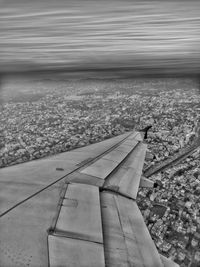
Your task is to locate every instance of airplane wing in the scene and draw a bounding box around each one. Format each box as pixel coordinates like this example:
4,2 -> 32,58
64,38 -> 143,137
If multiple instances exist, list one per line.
0,131 -> 178,266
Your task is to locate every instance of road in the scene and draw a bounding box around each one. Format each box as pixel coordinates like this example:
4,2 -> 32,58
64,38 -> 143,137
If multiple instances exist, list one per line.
144,138 -> 200,178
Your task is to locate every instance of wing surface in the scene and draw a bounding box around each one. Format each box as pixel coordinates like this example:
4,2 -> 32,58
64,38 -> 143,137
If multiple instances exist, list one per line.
0,132 -> 129,217
0,131 -> 178,266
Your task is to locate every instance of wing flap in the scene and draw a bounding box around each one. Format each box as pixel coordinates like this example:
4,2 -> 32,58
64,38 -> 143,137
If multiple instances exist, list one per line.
100,192 -> 131,267
55,183 -> 103,243
104,142 -> 147,199
48,183 -> 105,266
48,235 -> 105,267
100,191 -> 163,267
120,142 -> 147,169
116,195 -> 163,267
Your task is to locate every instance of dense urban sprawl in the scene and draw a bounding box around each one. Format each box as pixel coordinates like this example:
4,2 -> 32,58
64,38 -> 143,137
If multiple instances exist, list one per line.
0,77 -> 199,266
138,147 -> 200,266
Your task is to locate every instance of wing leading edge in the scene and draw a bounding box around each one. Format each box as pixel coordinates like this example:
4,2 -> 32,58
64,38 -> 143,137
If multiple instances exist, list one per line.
0,131 -> 178,266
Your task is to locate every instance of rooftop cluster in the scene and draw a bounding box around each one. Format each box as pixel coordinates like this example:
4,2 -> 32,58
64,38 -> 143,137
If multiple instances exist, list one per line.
138,145 -> 200,267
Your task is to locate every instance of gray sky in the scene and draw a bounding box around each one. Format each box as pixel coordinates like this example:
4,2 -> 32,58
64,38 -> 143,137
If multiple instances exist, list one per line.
1,0 -> 200,72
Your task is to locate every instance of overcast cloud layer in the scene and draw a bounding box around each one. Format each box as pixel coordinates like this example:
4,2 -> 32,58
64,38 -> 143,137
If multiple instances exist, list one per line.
1,0 -> 200,73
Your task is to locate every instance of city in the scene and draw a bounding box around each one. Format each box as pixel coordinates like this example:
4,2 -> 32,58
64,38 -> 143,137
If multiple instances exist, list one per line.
0,77 -> 200,266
